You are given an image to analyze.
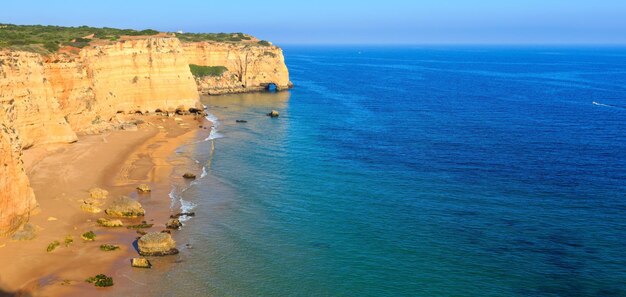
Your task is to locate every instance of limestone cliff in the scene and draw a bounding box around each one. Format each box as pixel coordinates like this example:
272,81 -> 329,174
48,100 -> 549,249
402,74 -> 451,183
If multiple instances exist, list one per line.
0,35 -> 291,236
183,42 -> 292,95
0,110 -> 36,237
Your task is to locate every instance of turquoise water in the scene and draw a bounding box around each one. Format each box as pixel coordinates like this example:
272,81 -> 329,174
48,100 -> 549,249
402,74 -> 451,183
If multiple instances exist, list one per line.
159,47 -> 625,296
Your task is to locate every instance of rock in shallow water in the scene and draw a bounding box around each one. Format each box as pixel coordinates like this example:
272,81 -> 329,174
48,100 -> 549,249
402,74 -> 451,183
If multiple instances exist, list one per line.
137,232 -> 179,256
182,172 -> 196,179
105,196 -> 145,217
136,184 -> 151,193
131,257 -> 152,268
267,110 -> 280,117
165,218 -> 182,230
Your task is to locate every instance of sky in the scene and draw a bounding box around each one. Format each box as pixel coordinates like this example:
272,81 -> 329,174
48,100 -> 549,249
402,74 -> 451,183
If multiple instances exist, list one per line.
1,0 -> 626,45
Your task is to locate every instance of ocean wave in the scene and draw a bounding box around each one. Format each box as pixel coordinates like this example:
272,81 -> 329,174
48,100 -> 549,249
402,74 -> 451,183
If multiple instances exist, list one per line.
201,166 -> 208,178
168,186 -> 178,209
204,111 -> 220,127
205,128 -> 223,141
178,199 -> 197,222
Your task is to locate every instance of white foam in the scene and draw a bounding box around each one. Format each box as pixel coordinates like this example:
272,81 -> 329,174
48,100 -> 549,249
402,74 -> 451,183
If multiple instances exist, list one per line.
592,101 -> 610,107
178,199 -> 197,222
205,128 -> 223,141
168,186 -> 178,209
200,166 -> 208,178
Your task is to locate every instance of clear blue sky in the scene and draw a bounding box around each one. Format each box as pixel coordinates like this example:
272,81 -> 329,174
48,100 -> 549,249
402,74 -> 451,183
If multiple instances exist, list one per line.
2,0 -> 625,45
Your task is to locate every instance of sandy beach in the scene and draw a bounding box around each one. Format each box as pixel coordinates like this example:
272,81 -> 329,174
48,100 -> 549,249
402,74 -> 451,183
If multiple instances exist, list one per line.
0,114 -> 209,296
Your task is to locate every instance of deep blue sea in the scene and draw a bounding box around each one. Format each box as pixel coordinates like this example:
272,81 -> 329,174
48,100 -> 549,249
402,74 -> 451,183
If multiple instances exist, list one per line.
156,47 -> 626,296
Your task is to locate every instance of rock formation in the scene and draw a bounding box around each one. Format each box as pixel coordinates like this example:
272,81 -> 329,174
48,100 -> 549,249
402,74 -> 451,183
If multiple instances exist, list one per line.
105,196 -> 145,217
0,35 -> 291,236
183,42 -> 292,94
137,232 -> 179,256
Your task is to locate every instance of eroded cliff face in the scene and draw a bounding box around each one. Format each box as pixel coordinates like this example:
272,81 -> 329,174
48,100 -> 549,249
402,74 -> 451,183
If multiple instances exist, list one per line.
46,38 -> 200,133
183,42 -> 291,94
0,36 -> 290,236
0,51 -> 78,148
0,111 -> 36,237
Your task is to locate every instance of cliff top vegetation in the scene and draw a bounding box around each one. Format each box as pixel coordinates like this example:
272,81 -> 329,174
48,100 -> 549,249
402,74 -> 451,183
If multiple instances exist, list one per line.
0,24 -> 264,54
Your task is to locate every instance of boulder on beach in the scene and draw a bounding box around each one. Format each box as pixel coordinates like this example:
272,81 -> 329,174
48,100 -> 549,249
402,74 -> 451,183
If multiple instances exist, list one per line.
165,218 -> 182,230
97,218 -> 124,227
89,187 -> 109,199
136,184 -> 151,193
267,110 -> 280,118
131,257 -> 152,268
80,198 -> 103,213
137,232 -> 179,256
182,172 -> 196,179
105,196 -> 145,217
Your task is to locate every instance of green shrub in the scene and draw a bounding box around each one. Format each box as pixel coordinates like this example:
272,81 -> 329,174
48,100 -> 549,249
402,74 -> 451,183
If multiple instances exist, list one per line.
47,240 -> 60,252
257,40 -> 271,46
86,274 -> 113,287
99,244 -> 120,251
126,221 -> 153,229
189,64 -> 228,77
43,42 -> 59,53
81,231 -> 96,241
64,235 -> 74,246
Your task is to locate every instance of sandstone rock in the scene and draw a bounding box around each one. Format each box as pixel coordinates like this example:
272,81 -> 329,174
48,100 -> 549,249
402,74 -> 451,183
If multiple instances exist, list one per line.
183,42 -> 291,94
131,257 -> 152,268
121,123 -> 138,131
105,196 -> 145,217
236,120 -> 248,123
182,172 -> 196,179
268,110 -> 279,118
80,200 -> 103,213
136,184 -> 151,193
165,218 -> 182,230
137,232 -> 179,256
97,218 -> 124,227
0,117 -> 37,237
88,187 -> 109,199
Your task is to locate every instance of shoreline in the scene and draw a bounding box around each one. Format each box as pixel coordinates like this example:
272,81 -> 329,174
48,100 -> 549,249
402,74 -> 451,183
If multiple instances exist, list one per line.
0,114 -> 210,296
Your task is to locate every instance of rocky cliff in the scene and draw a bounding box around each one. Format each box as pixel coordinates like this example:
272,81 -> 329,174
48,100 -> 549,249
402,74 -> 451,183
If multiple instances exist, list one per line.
183,42 -> 292,95
0,36 -> 291,236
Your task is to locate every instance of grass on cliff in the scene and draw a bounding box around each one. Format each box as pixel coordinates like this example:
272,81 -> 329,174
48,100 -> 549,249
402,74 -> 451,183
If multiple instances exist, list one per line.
189,64 -> 228,77
0,24 -> 266,55
176,32 -> 253,43
0,23 -> 159,53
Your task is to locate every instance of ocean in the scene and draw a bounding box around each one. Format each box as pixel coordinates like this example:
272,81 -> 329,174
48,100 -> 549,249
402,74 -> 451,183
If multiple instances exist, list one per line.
146,46 -> 626,296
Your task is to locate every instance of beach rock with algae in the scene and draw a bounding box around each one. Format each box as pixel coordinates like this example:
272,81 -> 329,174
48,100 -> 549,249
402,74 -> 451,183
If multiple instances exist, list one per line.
97,218 -> 124,227
165,218 -> 182,230
105,196 -> 145,217
138,232 -> 179,256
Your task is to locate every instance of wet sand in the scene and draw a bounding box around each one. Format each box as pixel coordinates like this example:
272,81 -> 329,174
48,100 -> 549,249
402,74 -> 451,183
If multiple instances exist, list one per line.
0,114 -> 209,296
